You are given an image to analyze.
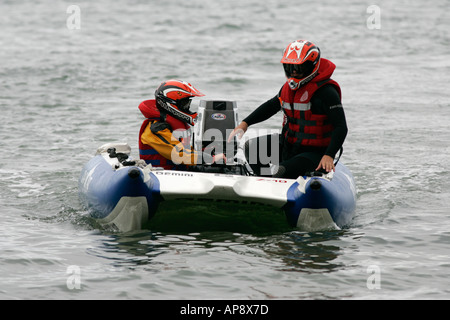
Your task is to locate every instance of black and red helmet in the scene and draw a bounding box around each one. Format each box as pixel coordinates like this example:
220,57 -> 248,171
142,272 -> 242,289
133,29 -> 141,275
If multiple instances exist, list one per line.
155,80 -> 204,125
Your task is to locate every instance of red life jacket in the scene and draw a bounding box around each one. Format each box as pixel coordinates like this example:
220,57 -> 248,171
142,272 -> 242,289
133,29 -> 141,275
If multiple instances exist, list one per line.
279,58 -> 341,147
138,99 -> 190,170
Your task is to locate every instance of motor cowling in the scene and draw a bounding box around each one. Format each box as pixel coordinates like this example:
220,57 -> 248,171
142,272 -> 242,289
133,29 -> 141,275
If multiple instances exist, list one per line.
194,100 -> 239,163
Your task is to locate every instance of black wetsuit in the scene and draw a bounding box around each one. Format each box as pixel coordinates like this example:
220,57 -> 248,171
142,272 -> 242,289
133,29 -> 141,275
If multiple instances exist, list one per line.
243,84 -> 348,178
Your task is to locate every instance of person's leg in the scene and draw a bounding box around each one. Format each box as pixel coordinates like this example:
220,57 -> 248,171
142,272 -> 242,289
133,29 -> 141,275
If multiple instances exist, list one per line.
244,134 -> 281,176
273,152 -> 322,178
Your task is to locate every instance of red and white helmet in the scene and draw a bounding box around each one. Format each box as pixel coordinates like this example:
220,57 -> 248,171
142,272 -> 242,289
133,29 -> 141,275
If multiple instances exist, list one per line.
155,80 -> 204,126
281,40 -> 321,90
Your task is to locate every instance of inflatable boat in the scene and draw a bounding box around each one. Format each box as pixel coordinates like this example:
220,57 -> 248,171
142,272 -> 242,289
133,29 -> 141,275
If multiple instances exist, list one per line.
78,100 -> 356,233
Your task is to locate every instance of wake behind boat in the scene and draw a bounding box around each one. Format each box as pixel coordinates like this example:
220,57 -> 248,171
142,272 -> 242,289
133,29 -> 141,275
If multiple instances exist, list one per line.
78,100 -> 356,233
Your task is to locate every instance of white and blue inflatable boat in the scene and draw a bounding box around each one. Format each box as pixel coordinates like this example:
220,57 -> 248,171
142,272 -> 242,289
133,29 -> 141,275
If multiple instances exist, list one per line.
78,100 -> 356,233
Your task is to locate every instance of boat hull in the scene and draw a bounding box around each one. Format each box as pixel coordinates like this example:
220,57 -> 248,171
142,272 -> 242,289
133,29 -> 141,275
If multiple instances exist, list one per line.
284,163 -> 357,230
78,147 -> 356,232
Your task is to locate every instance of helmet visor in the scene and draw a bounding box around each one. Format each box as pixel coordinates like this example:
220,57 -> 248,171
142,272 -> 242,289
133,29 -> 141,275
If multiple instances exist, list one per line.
283,62 -> 313,79
177,97 -> 192,112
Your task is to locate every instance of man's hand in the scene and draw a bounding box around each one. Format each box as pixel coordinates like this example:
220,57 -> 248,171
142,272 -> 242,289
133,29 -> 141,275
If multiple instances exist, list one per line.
212,153 -> 227,164
227,121 -> 249,143
316,155 -> 335,172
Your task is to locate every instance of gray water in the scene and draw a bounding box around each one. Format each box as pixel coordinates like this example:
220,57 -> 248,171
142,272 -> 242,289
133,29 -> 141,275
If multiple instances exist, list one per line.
1,0 -> 450,300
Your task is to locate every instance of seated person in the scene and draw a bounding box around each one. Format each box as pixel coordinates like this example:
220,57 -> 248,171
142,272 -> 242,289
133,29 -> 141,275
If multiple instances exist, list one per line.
138,79 -> 225,169
228,40 -> 347,178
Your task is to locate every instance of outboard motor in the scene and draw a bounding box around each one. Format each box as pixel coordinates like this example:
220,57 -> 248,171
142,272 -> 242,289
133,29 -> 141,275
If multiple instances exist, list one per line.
191,100 -> 252,175
194,100 -> 239,163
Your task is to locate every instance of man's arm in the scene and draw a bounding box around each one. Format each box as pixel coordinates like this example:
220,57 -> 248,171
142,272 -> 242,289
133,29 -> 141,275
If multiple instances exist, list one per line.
228,93 -> 281,142
242,95 -> 281,126
314,84 -> 348,158
313,84 -> 348,172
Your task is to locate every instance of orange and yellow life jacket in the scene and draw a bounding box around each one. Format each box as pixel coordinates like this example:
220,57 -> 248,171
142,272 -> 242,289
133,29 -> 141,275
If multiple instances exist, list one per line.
138,99 -> 192,170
